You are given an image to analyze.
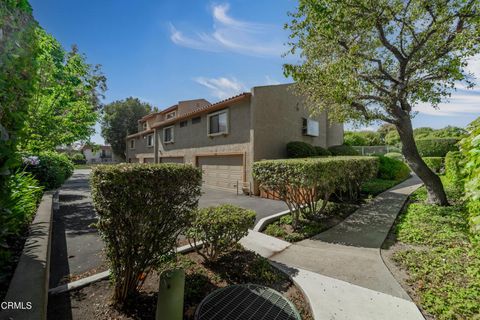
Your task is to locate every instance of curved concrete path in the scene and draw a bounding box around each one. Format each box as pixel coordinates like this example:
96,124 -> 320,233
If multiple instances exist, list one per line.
240,175 -> 425,320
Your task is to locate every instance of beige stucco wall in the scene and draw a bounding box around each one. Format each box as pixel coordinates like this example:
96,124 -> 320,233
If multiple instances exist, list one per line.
251,83 -> 334,161
327,122 -> 344,147
156,100 -> 251,152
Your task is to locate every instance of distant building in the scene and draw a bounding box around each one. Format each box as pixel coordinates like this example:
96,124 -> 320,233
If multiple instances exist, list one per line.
82,145 -> 121,164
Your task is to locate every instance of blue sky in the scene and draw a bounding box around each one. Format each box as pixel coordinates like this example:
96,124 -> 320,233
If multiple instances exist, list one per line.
30,0 -> 480,144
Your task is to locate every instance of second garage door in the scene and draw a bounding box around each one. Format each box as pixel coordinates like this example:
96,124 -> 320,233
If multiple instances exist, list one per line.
197,155 -> 244,191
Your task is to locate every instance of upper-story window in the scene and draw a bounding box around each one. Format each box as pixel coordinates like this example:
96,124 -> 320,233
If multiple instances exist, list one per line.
129,139 -> 135,149
166,111 -> 176,120
163,126 -> 174,143
180,120 -> 188,128
146,134 -> 154,147
207,109 -> 228,136
142,122 -> 147,131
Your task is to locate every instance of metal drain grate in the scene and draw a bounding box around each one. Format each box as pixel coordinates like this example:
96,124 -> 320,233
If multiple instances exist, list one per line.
195,284 -> 301,320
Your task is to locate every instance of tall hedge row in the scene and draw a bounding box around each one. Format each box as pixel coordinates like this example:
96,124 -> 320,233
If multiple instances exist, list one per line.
253,157 -> 378,228
416,138 -> 459,157
91,164 -> 202,306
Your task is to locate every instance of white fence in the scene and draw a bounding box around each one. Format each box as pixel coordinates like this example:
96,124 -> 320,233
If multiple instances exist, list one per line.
352,145 -> 399,156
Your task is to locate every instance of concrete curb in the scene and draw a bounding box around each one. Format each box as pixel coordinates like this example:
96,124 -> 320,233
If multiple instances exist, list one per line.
253,209 -> 291,232
48,241 -> 204,295
2,191 -> 57,320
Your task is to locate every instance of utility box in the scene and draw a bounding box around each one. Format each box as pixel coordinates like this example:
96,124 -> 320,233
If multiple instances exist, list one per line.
156,269 -> 185,320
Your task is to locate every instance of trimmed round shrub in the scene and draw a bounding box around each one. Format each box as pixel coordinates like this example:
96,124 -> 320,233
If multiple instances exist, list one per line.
23,151 -> 74,189
90,164 -> 202,306
377,155 -> 410,181
286,141 -> 316,158
69,153 -> 86,165
416,138 -> 459,157
314,146 -> 331,156
387,146 -> 401,153
186,204 -> 255,262
445,151 -> 464,183
384,152 -> 403,161
422,157 -> 444,174
328,144 -> 359,156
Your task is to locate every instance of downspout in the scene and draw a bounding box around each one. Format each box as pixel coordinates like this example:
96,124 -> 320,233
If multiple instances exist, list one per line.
154,128 -> 159,163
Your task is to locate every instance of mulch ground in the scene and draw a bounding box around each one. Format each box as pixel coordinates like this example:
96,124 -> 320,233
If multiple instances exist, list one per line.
47,249 -> 313,320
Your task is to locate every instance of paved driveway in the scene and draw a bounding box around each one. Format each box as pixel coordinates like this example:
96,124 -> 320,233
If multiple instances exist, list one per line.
199,187 -> 288,223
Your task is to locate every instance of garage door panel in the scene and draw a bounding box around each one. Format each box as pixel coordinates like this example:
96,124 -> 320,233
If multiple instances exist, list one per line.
198,155 -> 244,191
160,157 -> 184,164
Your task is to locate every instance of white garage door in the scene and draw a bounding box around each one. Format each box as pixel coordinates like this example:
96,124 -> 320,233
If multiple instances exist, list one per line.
160,157 -> 184,164
197,155 -> 243,191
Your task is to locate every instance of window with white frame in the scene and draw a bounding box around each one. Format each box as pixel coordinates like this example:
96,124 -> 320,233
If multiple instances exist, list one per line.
163,126 -> 174,143
129,139 -> 135,149
146,134 -> 154,147
166,111 -> 176,119
207,109 -> 228,135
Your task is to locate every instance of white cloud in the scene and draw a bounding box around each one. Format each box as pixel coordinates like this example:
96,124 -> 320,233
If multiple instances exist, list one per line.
194,76 -> 247,99
265,75 -> 281,85
414,92 -> 480,116
169,3 -> 285,57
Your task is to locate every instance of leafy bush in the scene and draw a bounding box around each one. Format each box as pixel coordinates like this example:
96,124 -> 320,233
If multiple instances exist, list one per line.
344,131 -> 382,146
314,146 -> 331,156
22,151 -> 74,189
422,157 -> 444,174
328,144 -> 359,156
253,157 -> 378,227
384,152 -> 403,161
377,156 -> 410,181
445,151 -> 464,183
385,130 -> 401,146
186,205 -> 255,262
387,146 -> 401,153
286,141 -> 316,158
416,138 -> 459,157
69,153 -> 86,165
460,117 -> 480,236
0,171 -> 43,275
90,164 -> 202,306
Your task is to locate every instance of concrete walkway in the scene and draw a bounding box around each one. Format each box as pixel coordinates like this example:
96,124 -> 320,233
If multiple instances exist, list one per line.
49,169 -> 104,288
240,175 -> 425,320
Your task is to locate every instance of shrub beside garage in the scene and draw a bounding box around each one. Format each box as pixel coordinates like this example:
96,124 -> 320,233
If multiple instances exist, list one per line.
253,156 -> 378,228
187,204 -> 256,262
90,164 -> 202,307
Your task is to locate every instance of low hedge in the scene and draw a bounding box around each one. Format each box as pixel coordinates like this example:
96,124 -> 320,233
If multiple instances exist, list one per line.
286,141 -> 316,158
422,157 -> 444,174
22,151 -> 74,189
416,138 -> 459,157
69,153 -> 87,165
253,156 -> 378,227
314,146 -> 331,156
377,156 -> 411,181
91,164 -> 202,306
384,152 -> 403,161
186,204 -> 255,262
328,145 -> 360,156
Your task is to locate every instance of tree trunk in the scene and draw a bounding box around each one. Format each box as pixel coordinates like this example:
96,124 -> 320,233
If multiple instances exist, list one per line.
396,117 -> 449,206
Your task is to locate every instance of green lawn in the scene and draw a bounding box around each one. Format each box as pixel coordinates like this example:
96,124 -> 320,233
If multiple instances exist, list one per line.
393,177 -> 480,319
361,178 -> 402,196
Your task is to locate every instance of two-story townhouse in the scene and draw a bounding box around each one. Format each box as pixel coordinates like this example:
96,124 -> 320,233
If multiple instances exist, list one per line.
126,83 -> 344,194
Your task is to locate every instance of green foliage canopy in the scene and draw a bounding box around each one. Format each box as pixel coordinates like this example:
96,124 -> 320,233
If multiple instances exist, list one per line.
20,28 -> 106,152
101,98 -> 153,160
284,0 -> 480,125
344,130 -> 382,146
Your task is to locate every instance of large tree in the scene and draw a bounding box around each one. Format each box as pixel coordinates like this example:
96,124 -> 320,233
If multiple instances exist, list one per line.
285,0 -> 480,205
101,97 -> 154,160
0,0 -> 38,177
20,28 -> 106,152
